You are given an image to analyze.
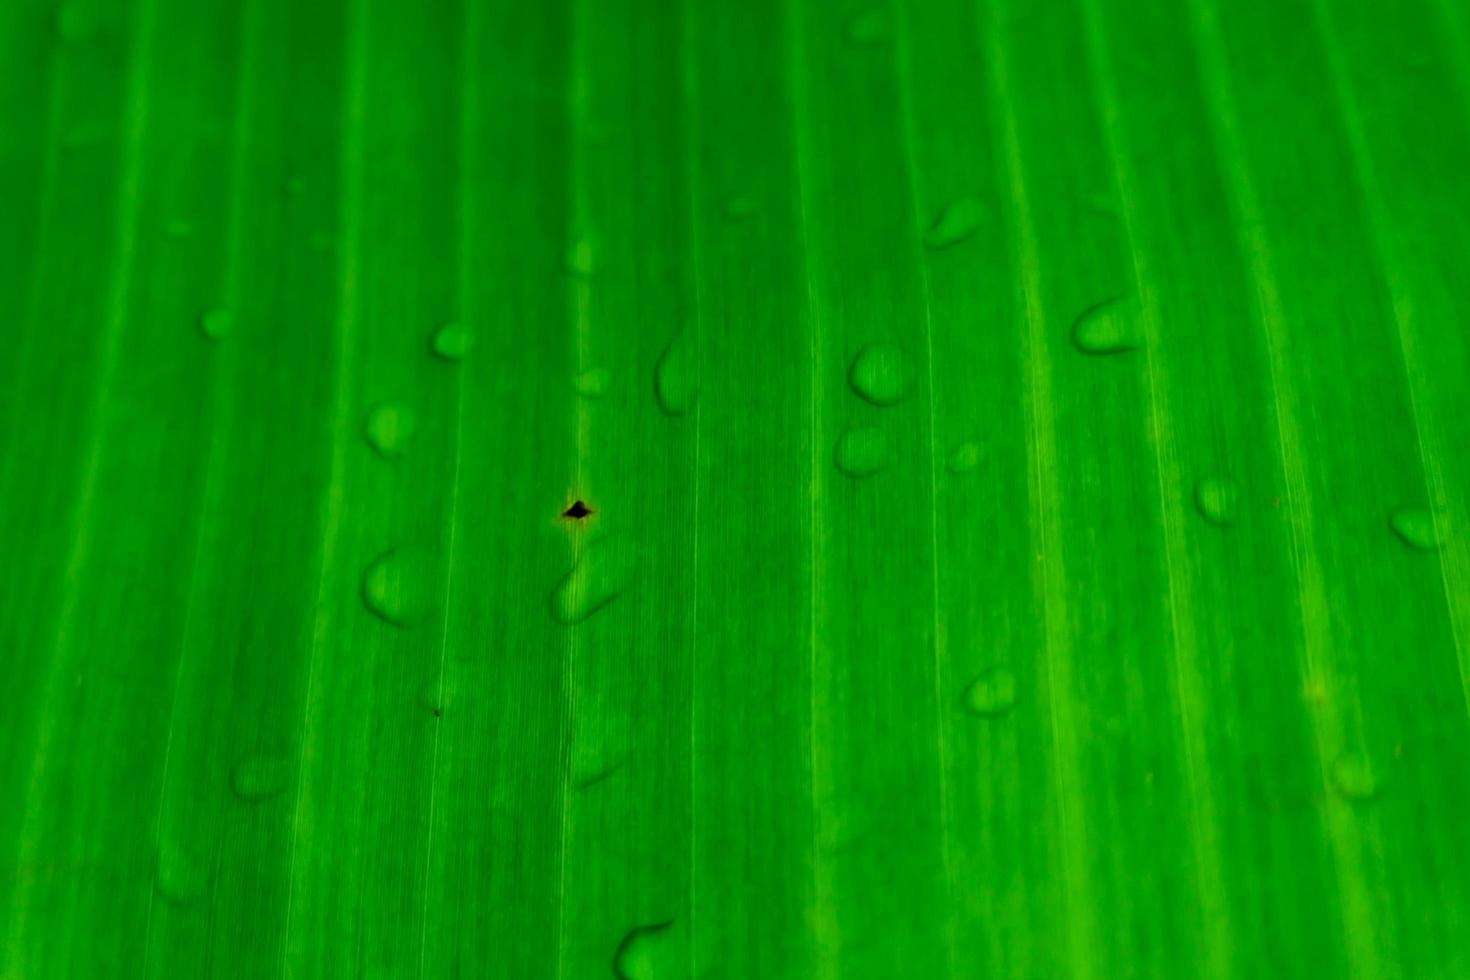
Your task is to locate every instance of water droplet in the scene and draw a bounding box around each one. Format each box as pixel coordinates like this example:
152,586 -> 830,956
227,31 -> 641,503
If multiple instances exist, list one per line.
199,308 -> 234,341
1071,297 -> 1141,355
310,232 -> 334,251
363,402 -> 416,459
551,535 -> 636,625
723,195 -> 758,221
946,441 -> 983,475
155,839 -> 206,903
923,198 -> 985,250
1194,477 -> 1240,527
845,9 -> 889,46
834,427 -> 889,479
964,668 -> 1017,717
565,240 -> 596,277
573,367 -> 611,399
55,4 -> 96,41
1389,507 -> 1436,551
431,322 -> 474,361
362,546 -> 436,628
284,175 -> 306,197
62,125 -> 108,151
1330,753 -> 1378,802
655,332 -> 699,417
613,921 -> 677,980
165,219 -> 194,239
229,756 -> 289,802
848,343 -> 913,407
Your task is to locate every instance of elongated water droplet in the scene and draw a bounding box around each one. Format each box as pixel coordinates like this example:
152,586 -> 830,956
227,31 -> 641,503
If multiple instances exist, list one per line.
924,198 -> 985,250
1071,297 -> 1141,355
848,343 -> 912,407
565,240 -> 596,277
723,195 -> 757,221
1389,507 -> 1436,551
200,308 -> 234,341
1330,753 -> 1378,802
165,219 -> 195,239
845,9 -> 889,46
1194,476 -> 1240,527
62,125 -> 109,151
947,441 -> 983,475
230,756 -> 289,802
431,322 -> 474,361
964,668 -> 1017,717
362,545 -> 436,628
156,839 -> 206,903
573,366 -> 611,399
655,332 -> 699,416
613,921 -> 677,980
363,402 -> 416,459
835,427 -> 889,479
551,535 -> 636,625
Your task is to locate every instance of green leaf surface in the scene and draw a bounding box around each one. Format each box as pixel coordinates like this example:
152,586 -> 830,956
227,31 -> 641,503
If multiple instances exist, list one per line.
3,0 -> 1470,976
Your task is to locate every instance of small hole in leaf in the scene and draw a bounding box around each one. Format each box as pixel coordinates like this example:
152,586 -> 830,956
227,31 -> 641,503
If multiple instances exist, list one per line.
562,500 -> 592,520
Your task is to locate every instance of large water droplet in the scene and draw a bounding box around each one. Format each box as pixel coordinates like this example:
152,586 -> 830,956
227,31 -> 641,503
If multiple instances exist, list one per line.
155,839 -> 206,903
551,535 -> 636,625
613,921 -> 677,979
655,332 -> 699,416
923,198 -> 985,250
573,367 -> 611,399
363,402 -> 416,459
723,195 -> 758,221
362,546 -> 436,628
845,9 -> 889,46
834,427 -> 889,479
1194,477 -> 1240,527
565,240 -> 596,278
199,308 -> 234,341
229,755 -> 289,803
1330,753 -> 1378,802
947,441 -> 983,475
431,322 -> 474,361
1389,507 -> 1436,551
964,668 -> 1017,717
848,343 -> 912,407
1071,298 -> 1141,355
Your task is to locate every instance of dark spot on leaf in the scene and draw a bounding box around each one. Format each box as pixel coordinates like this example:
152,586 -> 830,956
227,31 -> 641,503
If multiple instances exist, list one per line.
562,500 -> 592,520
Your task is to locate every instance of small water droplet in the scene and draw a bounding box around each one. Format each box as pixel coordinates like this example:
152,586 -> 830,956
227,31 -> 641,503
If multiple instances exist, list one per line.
362,545 -> 436,628
924,198 -> 985,250
723,195 -> 758,221
848,343 -> 913,407
1330,753 -> 1378,802
946,441 -> 983,475
1071,297 -> 1141,355
229,755 -> 289,802
431,322 -> 474,361
565,240 -> 596,277
284,175 -> 306,197
165,219 -> 195,239
655,331 -> 699,416
964,668 -> 1017,717
309,232 -> 334,251
551,535 -> 636,625
834,427 -> 889,479
1389,507 -> 1436,551
845,9 -> 889,46
199,308 -> 234,341
613,920 -> 677,980
573,366 -> 611,398
155,839 -> 206,903
363,402 -> 416,458
1194,476 -> 1240,527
